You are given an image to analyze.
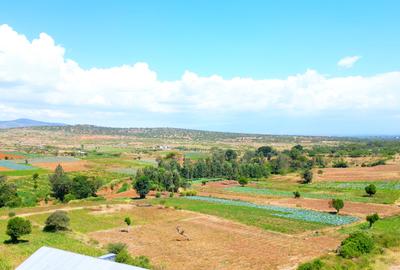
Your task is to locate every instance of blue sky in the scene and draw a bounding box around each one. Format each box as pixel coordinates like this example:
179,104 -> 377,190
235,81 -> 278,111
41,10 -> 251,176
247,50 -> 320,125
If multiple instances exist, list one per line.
0,1 -> 400,135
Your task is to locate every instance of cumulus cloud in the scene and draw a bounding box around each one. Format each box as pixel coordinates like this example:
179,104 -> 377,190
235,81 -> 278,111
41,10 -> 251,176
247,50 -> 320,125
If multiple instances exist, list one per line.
337,56 -> 361,69
0,24 -> 399,127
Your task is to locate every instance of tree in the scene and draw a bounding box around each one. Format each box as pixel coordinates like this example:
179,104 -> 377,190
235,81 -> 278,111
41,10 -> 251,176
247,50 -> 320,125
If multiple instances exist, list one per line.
0,176 -> 21,208
330,199 -> 344,214
366,213 -> 379,228
302,169 -> 313,184
32,173 -> 39,190
365,184 -> 377,197
49,165 -> 71,201
257,146 -> 276,160
6,217 -> 32,243
133,176 -> 150,199
44,211 -> 70,232
224,149 -> 237,162
71,175 -> 101,199
238,177 -> 249,187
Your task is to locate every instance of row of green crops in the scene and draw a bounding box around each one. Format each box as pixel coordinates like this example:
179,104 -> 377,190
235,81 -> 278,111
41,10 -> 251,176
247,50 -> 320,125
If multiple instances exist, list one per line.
185,196 -> 359,225
312,181 -> 400,190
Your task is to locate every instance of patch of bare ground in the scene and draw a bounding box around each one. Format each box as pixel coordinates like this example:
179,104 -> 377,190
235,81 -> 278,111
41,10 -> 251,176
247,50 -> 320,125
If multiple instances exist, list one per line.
197,191 -> 400,218
32,160 -> 90,172
315,165 -> 400,182
89,206 -> 340,270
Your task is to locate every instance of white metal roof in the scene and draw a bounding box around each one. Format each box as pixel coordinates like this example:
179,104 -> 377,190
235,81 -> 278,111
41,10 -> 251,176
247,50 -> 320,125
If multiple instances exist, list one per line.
16,246 -> 147,270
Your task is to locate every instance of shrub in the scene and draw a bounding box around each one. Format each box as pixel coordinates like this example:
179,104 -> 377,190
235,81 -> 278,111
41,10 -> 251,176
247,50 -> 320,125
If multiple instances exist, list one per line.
133,176 -> 150,199
365,184 -> 377,197
366,213 -> 379,228
293,191 -> 301,198
302,169 -> 313,184
201,180 -> 208,186
317,169 -> 323,175
332,159 -> 348,168
339,232 -> 374,258
64,193 -> 76,203
155,192 -> 161,198
6,217 -> 32,243
180,190 -> 197,196
238,177 -> 249,187
8,212 -> 16,217
115,249 -> 152,268
0,176 -> 21,208
169,192 -> 174,198
44,211 -> 70,232
117,182 -> 130,193
330,198 -> 344,214
124,217 -> 132,226
297,259 -> 324,270
107,242 -> 127,254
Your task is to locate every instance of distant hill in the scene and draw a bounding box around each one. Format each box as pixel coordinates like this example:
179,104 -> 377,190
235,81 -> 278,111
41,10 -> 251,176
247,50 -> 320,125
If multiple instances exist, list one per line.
32,124 -> 344,142
0,118 -> 67,129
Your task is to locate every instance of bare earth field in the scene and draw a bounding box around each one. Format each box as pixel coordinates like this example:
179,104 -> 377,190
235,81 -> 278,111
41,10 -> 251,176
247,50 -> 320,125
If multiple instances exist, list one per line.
0,166 -> 11,171
31,160 -> 90,172
315,165 -> 400,182
89,206 -> 340,270
0,152 -> 24,159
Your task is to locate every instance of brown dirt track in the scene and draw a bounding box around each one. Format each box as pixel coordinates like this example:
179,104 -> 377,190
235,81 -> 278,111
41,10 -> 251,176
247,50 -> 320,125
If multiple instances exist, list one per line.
31,161 -> 90,172
315,165 -> 400,182
89,206 -> 340,270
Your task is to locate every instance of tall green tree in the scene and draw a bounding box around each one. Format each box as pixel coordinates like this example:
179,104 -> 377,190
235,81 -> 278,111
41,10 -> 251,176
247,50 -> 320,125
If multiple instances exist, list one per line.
49,165 -> 71,202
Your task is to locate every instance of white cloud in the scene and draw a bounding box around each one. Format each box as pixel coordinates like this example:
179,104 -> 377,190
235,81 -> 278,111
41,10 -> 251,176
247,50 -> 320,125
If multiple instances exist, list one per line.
337,55 -> 361,69
0,24 -> 400,125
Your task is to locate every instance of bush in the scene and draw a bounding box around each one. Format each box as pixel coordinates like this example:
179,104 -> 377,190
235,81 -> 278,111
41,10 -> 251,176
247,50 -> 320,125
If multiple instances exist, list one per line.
155,192 -> 161,198
366,213 -> 379,228
8,212 -> 16,217
0,176 -> 21,208
238,177 -> 249,187
293,191 -> 301,198
117,182 -> 130,193
124,217 -> 132,226
6,217 -> 32,242
201,180 -> 208,186
44,211 -> 70,232
332,159 -> 348,168
330,198 -> 344,214
180,190 -> 197,196
365,184 -> 377,197
297,259 -> 324,270
107,242 -> 127,254
169,192 -> 174,198
115,249 -> 152,268
64,193 -> 76,203
339,232 -> 374,258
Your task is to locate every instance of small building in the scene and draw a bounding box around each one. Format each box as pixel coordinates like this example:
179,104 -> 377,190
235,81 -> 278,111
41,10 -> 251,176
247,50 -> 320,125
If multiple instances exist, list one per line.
16,246 -> 147,270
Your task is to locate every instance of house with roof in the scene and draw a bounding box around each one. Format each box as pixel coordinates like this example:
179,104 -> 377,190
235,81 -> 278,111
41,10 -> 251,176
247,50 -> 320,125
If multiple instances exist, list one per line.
16,246 -> 147,270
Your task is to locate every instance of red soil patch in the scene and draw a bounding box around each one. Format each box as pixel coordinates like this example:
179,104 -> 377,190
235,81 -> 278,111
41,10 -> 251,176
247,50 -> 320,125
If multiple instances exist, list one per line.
89,206 -> 340,270
199,191 -> 400,218
0,166 -> 11,172
32,161 -> 89,172
316,165 -> 400,182
0,152 -> 23,160
206,180 -> 239,188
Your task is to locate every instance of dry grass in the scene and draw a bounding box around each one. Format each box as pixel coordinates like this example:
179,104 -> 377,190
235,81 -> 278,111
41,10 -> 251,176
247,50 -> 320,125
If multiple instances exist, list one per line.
315,165 -> 400,182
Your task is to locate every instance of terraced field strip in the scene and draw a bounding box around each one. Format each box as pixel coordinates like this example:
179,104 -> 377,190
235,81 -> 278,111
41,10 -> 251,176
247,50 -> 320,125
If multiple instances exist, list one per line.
312,181 -> 400,190
28,156 -> 80,163
185,196 -> 359,225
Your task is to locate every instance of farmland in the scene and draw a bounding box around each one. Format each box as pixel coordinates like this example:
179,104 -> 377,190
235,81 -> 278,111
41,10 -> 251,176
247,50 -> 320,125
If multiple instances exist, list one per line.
0,126 -> 400,269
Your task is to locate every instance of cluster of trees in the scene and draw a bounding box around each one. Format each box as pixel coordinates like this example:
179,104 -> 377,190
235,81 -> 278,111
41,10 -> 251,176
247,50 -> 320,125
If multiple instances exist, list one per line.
49,165 -> 102,202
0,175 -> 21,208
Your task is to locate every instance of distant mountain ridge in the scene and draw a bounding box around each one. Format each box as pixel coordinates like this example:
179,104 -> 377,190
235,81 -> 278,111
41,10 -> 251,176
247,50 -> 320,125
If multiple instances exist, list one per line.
0,118 -> 67,128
